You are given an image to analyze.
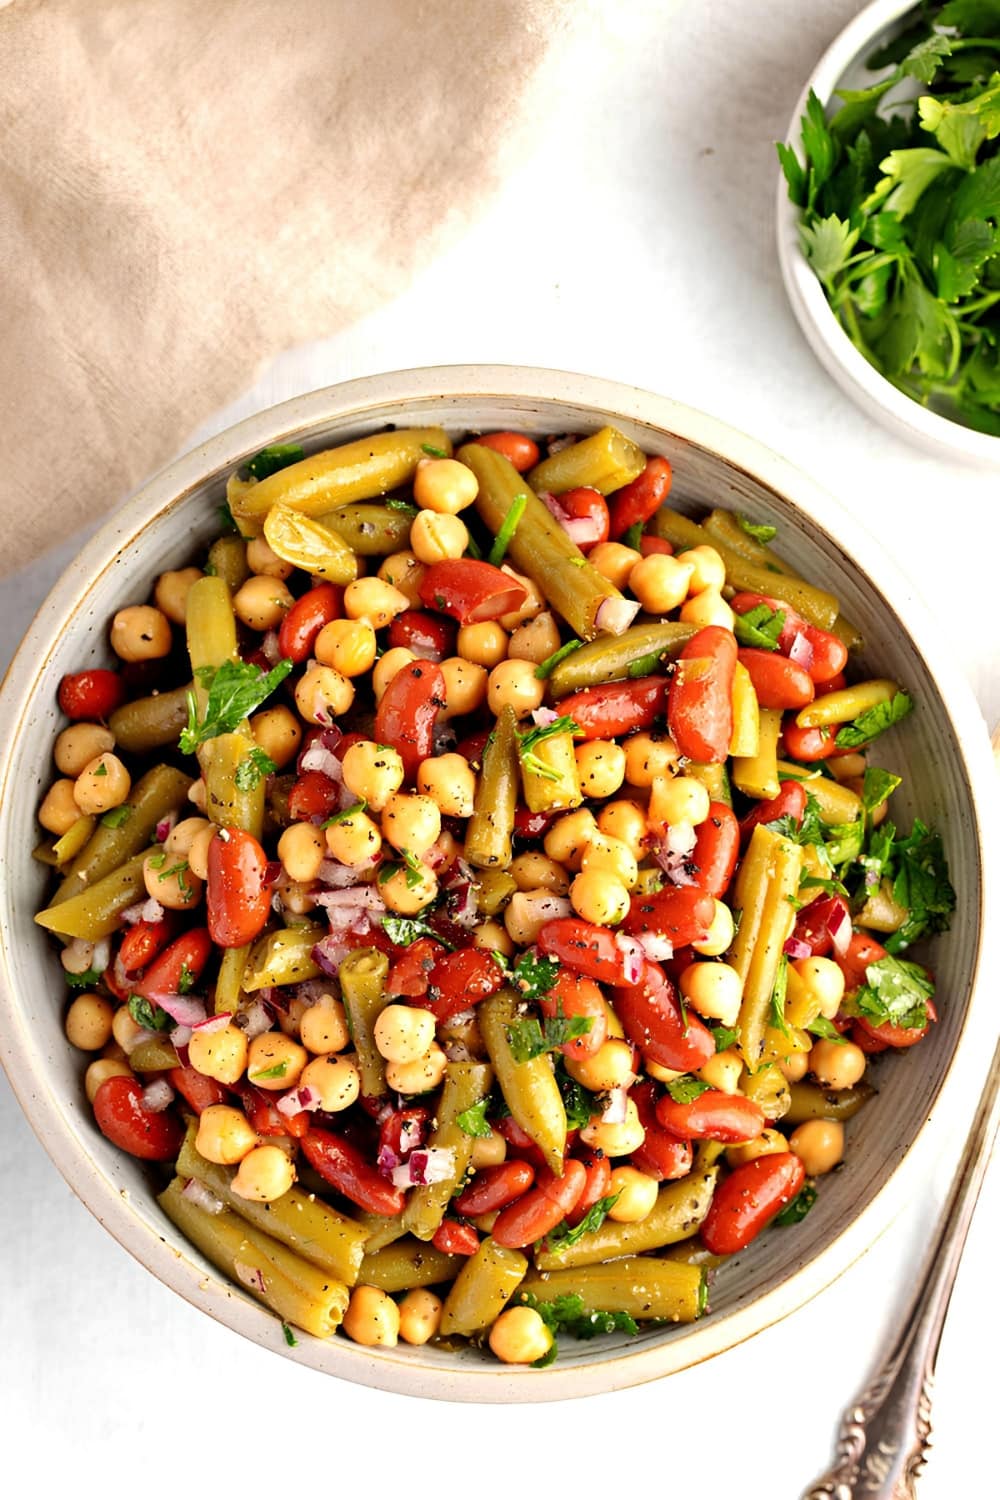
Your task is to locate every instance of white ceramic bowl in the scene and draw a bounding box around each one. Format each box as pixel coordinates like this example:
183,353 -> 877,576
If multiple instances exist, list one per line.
776,0 -> 1000,465
1,366 -> 996,1400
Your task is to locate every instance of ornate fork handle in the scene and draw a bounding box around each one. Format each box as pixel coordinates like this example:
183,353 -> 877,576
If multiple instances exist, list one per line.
802,1034 -> 1000,1499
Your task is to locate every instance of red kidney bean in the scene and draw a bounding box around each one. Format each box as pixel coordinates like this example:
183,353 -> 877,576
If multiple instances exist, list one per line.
387,609 -> 456,661
206,829 -> 271,949
58,669 -> 126,721
386,937 -> 446,997
491,1160 -> 588,1249
655,1089 -> 765,1144
419,559 -> 528,625
668,627 -> 737,763
167,1065 -> 228,1115
133,928 -> 213,1002
556,678 -> 668,741
374,660 -> 446,780
701,1152 -> 806,1254
791,894 -> 851,958
560,487 -> 610,551
623,886 -> 716,946
118,914 -> 179,976
612,960 -> 715,1073
538,969 -> 608,1059
287,769 -> 341,824
639,534 -> 674,557
454,1161 -> 536,1217
781,719 -> 838,761
234,1082 -> 310,1139
565,1152 -> 613,1226
300,1127 -> 406,1216
432,1221 -> 481,1256
423,947 -> 505,1024
277,583 -> 343,664
471,431 -> 540,472
538,917 -> 641,986
739,780 -> 807,841
92,1076 -> 183,1161
737,648 -> 815,711
607,457 -> 673,539
691,803 -> 740,897
630,1079 -> 695,1181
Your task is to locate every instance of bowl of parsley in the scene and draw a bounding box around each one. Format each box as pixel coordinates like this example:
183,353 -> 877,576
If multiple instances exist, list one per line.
777,0 -> 1000,461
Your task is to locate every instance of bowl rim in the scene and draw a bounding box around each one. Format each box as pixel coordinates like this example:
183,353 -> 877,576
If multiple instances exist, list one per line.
1,363 -> 997,1400
775,0 -> 1000,465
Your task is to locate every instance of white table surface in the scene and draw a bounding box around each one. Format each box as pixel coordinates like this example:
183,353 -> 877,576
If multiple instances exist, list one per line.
3,2 -> 997,1493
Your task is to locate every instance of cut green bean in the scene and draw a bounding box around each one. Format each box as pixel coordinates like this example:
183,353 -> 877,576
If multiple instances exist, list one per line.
487,491 -> 527,566
243,925 -> 324,990
204,729 -> 266,840
464,705 -> 519,870
527,426 -> 646,496
51,765 -> 193,906
36,849 -> 154,940
109,684 -> 193,754
521,1256 -> 704,1324
403,1061 -> 493,1241
784,1080 -> 876,1124
338,947 -> 390,1099
318,503 -> 413,556
547,621 -> 695,697
533,1166 -> 718,1271
357,1238 -> 462,1293
479,987 -> 566,1176
206,535 -> 250,593
438,1237 -> 528,1338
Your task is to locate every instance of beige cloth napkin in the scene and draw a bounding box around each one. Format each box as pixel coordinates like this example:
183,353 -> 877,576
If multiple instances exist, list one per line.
0,0 -> 580,573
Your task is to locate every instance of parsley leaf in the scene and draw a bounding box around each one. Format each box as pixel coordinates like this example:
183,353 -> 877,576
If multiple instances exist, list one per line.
179,659 -> 293,754
128,995 -> 171,1032
712,1025 -> 740,1053
323,799 -> 367,827
519,1291 -> 640,1356
455,1099 -> 493,1138
733,603 -> 786,652
177,962 -> 196,995
835,691 -> 913,749
774,1183 -> 818,1227
421,442 -> 447,458
861,767 -> 902,816
384,497 -> 418,515
627,649 -> 665,678
766,791 -> 826,848
281,1321 -> 299,1348
770,954 -> 790,1037
853,954 -> 935,1031
517,717 -> 581,781
65,966 -> 104,990
543,1193 -> 621,1252
510,949 -> 560,1002
806,1015 -> 846,1043
621,522 -> 644,550
234,746 -> 277,791
824,819 -> 865,868
246,443 -> 304,480
665,1075 -> 713,1103
488,492 -> 527,566
506,1011 -> 593,1064
737,516 -> 778,545
534,639 -> 582,680
100,805 -> 131,829
250,1060 -> 289,1082
887,819 -> 956,952
381,914 -> 453,950
555,1064 -> 600,1131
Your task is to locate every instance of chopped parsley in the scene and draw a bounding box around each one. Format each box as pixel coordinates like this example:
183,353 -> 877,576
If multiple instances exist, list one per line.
774,1183 -> 818,1227
246,443 -> 304,480
626,649 -> 664,678
488,492 -> 528,566
100,805 -> 132,829
421,442 -> 448,458
455,1099 -> 493,1138
177,962 -> 196,995
712,1025 -> 740,1052
806,1015 -> 845,1043
281,1321 -> 299,1348
835,691 -> 913,749
384,497 -> 419,515
733,603 -> 786,652
555,1064 -> 600,1131
665,1074 -> 714,1103
64,967 -> 104,990
737,516 -> 778,545
766,791 -> 827,849
770,953 -> 790,1037
234,746 -> 277,791
519,1291 -> 640,1365
179,659 -> 293,754
323,799 -> 367,827
517,716 -> 581,781
852,954 -> 935,1032
250,1060 -> 289,1082
621,523 -> 644,551
542,1193 -> 621,1252
510,949 -> 560,1002
534,639 -> 582,680
887,819 -> 956,953
506,1011 -> 593,1064
381,913 -> 453,950
128,995 -> 171,1032
861,767 -> 903,816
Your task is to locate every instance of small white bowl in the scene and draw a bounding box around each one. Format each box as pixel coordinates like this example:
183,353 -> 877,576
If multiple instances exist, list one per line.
1,365 -> 997,1400
776,0 -> 1000,464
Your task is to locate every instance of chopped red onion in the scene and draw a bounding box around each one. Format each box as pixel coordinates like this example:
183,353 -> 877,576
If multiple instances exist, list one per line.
783,936 -> 813,960
233,1259 -> 268,1295
828,904 -> 852,958
260,629 -> 281,666
91,938 -> 112,973
562,515 -> 603,547
398,1116 -> 426,1154
546,434 -> 578,455
315,886 -> 386,931
530,705 -> 560,728
120,901 -> 148,927
140,1079 -> 175,1113
446,880 -> 479,929
788,631 -> 815,670
312,933 -> 353,977
614,932 -> 646,985
240,1000 -> 273,1041
170,1024 -> 192,1051
190,1010 -> 233,1035
263,861 -> 284,888
377,1143 -> 401,1178
390,1146 -> 456,1189
864,867 -> 880,891
442,1039 -> 476,1062
600,1086 -> 629,1125
593,595 -> 640,636
277,1085 -> 319,1118
120,1025 -> 160,1056
636,932 -> 674,962
538,489 -> 570,524
666,823 -> 698,857
140,898 -> 165,924
155,812 -> 177,844
299,743 -> 343,781
316,856 -> 377,888
181,1178 -> 224,1215
156,994 -> 208,1028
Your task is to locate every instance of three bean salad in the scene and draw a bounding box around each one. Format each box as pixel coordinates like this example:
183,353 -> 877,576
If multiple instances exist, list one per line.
35,423 -> 955,1365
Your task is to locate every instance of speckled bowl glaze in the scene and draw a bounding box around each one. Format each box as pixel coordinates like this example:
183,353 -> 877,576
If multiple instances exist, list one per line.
0,366 -> 996,1400
776,0 -> 1000,464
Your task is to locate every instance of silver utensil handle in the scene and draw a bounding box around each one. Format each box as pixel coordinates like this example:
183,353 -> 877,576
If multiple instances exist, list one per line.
802,1034 -> 1000,1499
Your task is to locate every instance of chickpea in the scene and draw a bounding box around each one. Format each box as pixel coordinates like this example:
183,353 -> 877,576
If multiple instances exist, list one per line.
380,862 -> 438,915
378,551 -> 426,608
680,962 -> 742,1027
507,611 -> 561,665
278,822 -> 327,883
409,509 -> 469,564
581,832 -> 638,890
299,1054 -> 360,1112
627,554 -> 694,613
54,722 -> 115,778
607,1166 -> 658,1223
414,457 -> 478,514
111,1005 -> 144,1054
589,541 -> 641,590
248,1033 -> 307,1091
385,1042 -> 448,1094
294,662 -> 354,726
195,1104 -> 258,1165
74,753 -> 131,816
372,646 -> 416,701
571,870 -> 630,927
84,1057 -> 133,1104
597,799 -> 647,858
503,889 -> 567,948
810,1038 -> 866,1091
433,828 -> 460,874
456,621 -> 508,668
472,919 -> 515,958
789,1118 -> 845,1176
344,577 -> 409,628
580,1097 -> 645,1156
250,705 -> 302,769
565,1037 -> 636,1093
676,545 -> 726,594
440,657 -> 489,720
232,1144 -> 296,1202
727,1127 -> 789,1169
380,795 -> 440,858
697,1048 -> 743,1094
829,752 -> 867,783
470,1128 -> 507,1170
188,1023 -> 248,1085
60,937 -> 96,976
498,568 -> 544,630
143,853 -> 202,911
282,881 -> 318,917
325,809 -> 382,867
575,740 -> 626,800
341,740 -> 405,812
165,816 -> 212,860
398,1288 -> 443,1346
187,823 -> 217,881
648,774 -> 711,828
300,996 -> 351,1055
679,589 -> 735,630
110,604 -> 172,662
188,778 -> 208,813
692,899 -> 736,957
623,732 -> 679,788
65,993 -> 114,1051
154,566 -> 204,624
544,808 -> 597,871
416,754 -> 476,817
489,1306 -> 553,1365
343,1285 -> 401,1347
314,618 -> 377,678
233,575 -> 294,632
38,778 -> 82,835
778,1049 -> 810,1084
245,536 -> 294,579
792,956 -> 845,1020
373,1004 -> 437,1064
509,851 -> 569,896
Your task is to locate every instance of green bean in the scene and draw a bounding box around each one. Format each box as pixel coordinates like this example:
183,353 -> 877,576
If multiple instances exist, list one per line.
403,1061 -> 493,1241
547,621 -> 695,697
458,443 -> 637,641
318,503 -> 413,556
216,945 -> 250,1016
263,505 -> 359,585
660,1240 -> 728,1270
185,576 -> 239,718
533,1166 -> 717,1271
36,849 -> 154,940
685,761 -> 732,807
650,508 -> 841,631
479,988 -> 566,1176
129,1037 -> 181,1072
728,825 -> 804,1069
731,706 -> 781,801
474,869 -> 517,916
519,731 -> 583,814
338,947 -> 390,1099
784,1080 -> 876,1123
231,429 -> 454,529
741,1062 -> 791,1121
109,684 -> 193,754
464,705 -> 518,870
206,535 -> 250,594
177,1128 -> 367,1285
242,925 -> 324,990
438,1237 -> 528,1338
158,1176 -> 349,1338
52,815 -> 96,867
51,765 -> 193,906
354,1212 -> 411,1255
357,1238 -> 462,1293
204,730 -> 265,839
520,1256 -> 704,1324
527,426 -> 646,497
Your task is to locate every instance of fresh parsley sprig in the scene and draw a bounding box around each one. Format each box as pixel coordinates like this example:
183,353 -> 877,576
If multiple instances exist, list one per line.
179,659 -> 293,754
733,603 -> 786,652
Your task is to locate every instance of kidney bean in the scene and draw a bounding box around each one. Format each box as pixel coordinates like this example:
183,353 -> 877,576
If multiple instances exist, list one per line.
791,894 -> 851,958
167,1065 -> 228,1115
668,626 -> 737,763
781,719 -> 838,761
630,1079 -> 695,1181
379,1106 -> 430,1160
854,999 -> 936,1051
556,677 -> 668,741
423,947 -> 506,1024
386,937 -> 446,997
613,960 -> 715,1073
234,1082 -> 310,1139
701,1152 -> 806,1254
639,534 -> 674,557
301,1127 -> 406,1216
623,886 -> 716,947
58,669 -> 126,721
607,456 -> 673,539
691,803 -> 740,897
560,487 -> 610,551
565,1152 -> 614,1226
491,1160 -> 588,1249
739,780 -> 807,841
374,660 -> 446,780
655,1089 -> 765,1144
538,969 -> 608,1059
287,769 -> 341,824
92,1076 -> 183,1161
737,648 -> 815,711
388,609 -> 456,661
118,914 -> 179,976
419,559 -> 528,625
432,1221 -> 481,1256
133,928 -> 213,1002
538,917 -> 641,986
454,1161 -> 536,1217
207,828 -> 272,949
277,583 -> 343,664
471,431 -> 540,472
730,593 -> 847,686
